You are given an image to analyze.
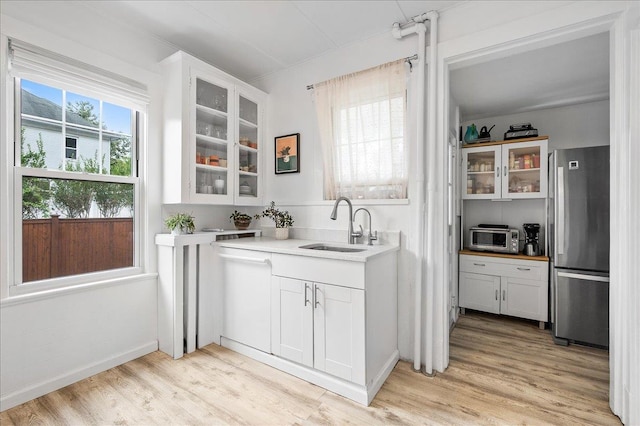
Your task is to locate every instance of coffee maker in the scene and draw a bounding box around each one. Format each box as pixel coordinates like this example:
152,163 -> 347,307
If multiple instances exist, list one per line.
523,223 -> 541,256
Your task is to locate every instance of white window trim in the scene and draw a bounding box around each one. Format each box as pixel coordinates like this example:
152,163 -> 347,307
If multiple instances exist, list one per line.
6,38 -> 148,295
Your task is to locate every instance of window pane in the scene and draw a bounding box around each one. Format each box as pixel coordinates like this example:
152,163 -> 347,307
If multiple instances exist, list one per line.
66,92 -> 100,128
22,176 -> 134,282
20,80 -> 63,169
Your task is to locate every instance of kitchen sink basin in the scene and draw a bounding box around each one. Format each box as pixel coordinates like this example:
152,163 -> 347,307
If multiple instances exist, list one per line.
299,243 -> 366,253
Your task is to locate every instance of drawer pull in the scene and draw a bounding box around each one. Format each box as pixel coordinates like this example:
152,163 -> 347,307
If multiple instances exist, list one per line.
473,263 -> 486,267
502,290 -> 506,301
517,267 -> 531,271
495,289 -> 498,300
304,283 -> 310,306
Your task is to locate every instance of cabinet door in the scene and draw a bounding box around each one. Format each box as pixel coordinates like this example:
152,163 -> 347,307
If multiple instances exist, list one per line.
271,277 -> 313,367
500,276 -> 548,321
459,272 -> 500,314
501,139 -> 548,199
191,69 -> 235,204
313,283 -> 365,384
235,85 -> 264,205
219,249 -> 271,353
461,145 -> 502,199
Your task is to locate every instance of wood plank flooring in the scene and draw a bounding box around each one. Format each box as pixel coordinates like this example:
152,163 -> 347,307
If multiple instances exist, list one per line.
1,311 -> 620,425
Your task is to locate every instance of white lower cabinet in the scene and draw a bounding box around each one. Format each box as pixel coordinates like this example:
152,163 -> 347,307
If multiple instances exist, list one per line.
459,254 -> 548,325
271,277 -> 365,384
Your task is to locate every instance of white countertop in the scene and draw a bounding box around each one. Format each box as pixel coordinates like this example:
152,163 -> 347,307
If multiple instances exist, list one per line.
216,237 -> 399,262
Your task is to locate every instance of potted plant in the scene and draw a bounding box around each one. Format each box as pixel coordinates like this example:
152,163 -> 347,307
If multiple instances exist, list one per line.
230,210 -> 253,230
255,201 -> 294,239
279,146 -> 291,163
165,212 -> 195,235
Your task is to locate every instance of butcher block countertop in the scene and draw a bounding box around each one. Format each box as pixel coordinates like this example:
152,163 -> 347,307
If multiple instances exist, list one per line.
459,249 -> 549,262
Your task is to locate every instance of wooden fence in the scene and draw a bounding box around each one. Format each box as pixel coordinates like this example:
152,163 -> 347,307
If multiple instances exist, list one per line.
22,215 -> 134,282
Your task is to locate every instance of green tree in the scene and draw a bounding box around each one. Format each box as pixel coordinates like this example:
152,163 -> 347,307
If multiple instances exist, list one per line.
110,136 -> 132,177
67,100 -> 99,126
51,156 -> 98,218
21,129 -> 50,219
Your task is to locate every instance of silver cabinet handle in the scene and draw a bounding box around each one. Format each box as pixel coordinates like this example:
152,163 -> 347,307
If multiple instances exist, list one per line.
504,165 -> 507,176
517,267 -> 531,271
304,283 -> 310,306
496,167 -> 500,177
495,289 -> 498,300
473,263 -> 486,267
502,290 -> 506,301
557,272 -> 610,282
314,285 -> 320,308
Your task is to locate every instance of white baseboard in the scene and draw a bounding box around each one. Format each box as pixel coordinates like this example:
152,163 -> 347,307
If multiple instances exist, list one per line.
221,337 -> 397,406
0,341 -> 158,412
366,350 -> 399,404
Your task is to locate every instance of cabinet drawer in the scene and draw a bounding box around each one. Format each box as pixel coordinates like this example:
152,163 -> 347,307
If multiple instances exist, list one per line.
271,254 -> 365,289
460,254 -> 546,281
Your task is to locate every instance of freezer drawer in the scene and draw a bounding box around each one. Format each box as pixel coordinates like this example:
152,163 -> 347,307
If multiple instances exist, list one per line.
554,269 -> 609,347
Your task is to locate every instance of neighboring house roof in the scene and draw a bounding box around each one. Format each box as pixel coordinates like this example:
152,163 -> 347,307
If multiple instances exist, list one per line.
21,89 -> 97,127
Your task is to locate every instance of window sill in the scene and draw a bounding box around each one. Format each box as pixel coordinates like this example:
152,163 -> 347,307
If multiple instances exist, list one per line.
3,269 -> 157,306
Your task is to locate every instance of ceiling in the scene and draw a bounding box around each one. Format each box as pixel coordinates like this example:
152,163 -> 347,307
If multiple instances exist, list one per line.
1,1 -> 609,120
450,32 -> 610,121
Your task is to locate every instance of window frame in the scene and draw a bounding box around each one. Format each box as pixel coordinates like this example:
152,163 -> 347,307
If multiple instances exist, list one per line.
10,74 -> 144,296
64,135 -> 78,160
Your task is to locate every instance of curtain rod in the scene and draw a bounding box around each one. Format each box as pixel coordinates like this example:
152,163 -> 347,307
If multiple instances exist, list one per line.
306,53 -> 418,90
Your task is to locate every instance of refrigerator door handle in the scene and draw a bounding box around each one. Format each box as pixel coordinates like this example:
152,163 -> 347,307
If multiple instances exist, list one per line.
556,166 -> 565,255
557,271 -> 610,282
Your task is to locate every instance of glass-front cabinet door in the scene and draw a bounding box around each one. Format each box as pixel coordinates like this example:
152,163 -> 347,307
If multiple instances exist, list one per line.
462,145 -> 501,199
235,88 -> 263,205
191,74 -> 234,204
501,139 -> 548,199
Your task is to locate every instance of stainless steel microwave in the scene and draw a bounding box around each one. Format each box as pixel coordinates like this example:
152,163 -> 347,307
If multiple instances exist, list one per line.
469,227 -> 519,254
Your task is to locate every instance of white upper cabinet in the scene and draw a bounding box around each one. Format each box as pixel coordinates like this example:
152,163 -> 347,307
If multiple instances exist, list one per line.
462,137 -> 548,200
161,51 -> 266,205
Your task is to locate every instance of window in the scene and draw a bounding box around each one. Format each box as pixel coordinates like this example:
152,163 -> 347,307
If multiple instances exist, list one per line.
313,59 -> 407,200
8,39 -> 148,290
65,136 -> 77,159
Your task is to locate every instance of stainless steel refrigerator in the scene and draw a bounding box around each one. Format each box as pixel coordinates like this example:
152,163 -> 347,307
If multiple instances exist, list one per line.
549,146 -> 610,347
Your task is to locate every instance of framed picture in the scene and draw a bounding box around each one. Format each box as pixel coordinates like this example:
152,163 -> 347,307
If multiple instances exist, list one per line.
275,133 -> 300,174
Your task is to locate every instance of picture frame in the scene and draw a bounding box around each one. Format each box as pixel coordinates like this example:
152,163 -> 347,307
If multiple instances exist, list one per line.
274,133 -> 300,174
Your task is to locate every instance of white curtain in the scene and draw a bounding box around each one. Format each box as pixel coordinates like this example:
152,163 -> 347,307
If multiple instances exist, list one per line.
313,60 -> 407,200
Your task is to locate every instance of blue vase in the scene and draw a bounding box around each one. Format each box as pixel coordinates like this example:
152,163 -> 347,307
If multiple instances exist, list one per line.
464,124 -> 478,143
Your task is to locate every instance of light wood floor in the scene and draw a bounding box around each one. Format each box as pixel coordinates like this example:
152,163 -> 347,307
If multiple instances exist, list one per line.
1,311 -> 620,425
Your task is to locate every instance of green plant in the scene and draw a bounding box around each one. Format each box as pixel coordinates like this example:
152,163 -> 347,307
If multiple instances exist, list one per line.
165,212 -> 195,234
279,146 -> 291,156
229,210 -> 252,222
255,201 -> 294,228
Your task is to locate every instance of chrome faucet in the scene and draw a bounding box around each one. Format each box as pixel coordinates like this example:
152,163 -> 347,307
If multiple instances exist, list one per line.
330,196 -> 363,244
353,208 -> 378,246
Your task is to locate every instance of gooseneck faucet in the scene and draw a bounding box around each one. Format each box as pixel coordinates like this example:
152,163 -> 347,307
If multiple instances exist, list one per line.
353,208 -> 378,246
330,196 -> 363,244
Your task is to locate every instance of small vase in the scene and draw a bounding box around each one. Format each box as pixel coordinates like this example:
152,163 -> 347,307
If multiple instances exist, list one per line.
275,227 -> 289,240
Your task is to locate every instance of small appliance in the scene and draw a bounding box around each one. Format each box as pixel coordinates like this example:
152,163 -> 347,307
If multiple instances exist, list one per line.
504,123 -> 538,140
468,225 -> 519,254
523,223 -> 541,256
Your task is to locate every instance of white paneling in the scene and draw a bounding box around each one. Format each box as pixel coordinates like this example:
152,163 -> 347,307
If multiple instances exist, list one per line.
294,1 -> 406,47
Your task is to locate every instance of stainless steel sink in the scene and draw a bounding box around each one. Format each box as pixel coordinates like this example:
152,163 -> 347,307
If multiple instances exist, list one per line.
299,243 -> 366,253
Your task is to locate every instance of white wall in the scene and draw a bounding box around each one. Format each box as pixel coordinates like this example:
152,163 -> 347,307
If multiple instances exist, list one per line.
253,31 -> 421,360
0,14 -> 165,410
461,100 -> 610,150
